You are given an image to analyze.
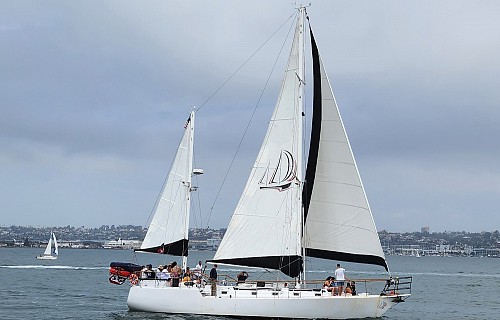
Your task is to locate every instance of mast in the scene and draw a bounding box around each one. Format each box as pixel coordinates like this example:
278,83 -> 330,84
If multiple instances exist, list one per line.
182,110 -> 195,271
297,6 -> 306,284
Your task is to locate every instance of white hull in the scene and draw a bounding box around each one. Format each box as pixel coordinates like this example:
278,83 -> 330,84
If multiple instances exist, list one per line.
128,281 -> 406,319
36,255 -> 57,260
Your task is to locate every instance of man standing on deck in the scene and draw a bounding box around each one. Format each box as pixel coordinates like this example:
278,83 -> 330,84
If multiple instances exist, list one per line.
209,264 -> 218,296
194,260 -> 203,277
334,263 -> 347,295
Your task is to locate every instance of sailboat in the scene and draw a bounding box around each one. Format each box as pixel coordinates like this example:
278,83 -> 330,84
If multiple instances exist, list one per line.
113,7 -> 412,319
36,232 -> 58,260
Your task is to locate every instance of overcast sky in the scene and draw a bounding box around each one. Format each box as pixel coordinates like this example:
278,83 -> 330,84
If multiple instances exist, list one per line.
1,0 -> 499,232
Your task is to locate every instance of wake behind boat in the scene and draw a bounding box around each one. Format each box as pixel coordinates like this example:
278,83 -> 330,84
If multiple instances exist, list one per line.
36,232 -> 58,260
110,6 -> 412,319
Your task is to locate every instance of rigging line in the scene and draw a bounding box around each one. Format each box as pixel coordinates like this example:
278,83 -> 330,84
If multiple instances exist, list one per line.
205,13 -> 298,228
195,12 -> 296,113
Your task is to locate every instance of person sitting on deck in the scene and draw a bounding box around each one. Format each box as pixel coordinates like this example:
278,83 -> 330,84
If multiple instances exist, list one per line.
323,276 -> 335,292
170,261 -> 181,287
237,271 -> 248,284
144,264 -> 156,279
157,266 -> 171,280
344,282 -> 353,295
182,267 -> 192,282
182,267 -> 194,286
350,281 -> 357,296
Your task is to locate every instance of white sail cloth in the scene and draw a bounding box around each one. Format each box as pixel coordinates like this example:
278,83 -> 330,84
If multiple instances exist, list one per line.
139,112 -> 194,255
303,35 -> 386,268
212,14 -> 304,276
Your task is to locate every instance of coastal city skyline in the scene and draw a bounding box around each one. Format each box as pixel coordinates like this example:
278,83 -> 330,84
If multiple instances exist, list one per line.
2,224 -> 498,257
1,1 -> 499,233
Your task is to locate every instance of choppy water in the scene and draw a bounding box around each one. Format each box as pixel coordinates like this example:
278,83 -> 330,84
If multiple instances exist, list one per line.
0,248 -> 498,319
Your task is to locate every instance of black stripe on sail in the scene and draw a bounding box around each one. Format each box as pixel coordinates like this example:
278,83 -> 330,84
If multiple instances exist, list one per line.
208,255 -> 303,278
302,26 -> 322,222
135,239 -> 188,256
306,248 -> 389,272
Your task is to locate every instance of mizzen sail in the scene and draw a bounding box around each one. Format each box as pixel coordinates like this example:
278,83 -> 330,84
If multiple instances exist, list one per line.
137,112 -> 195,256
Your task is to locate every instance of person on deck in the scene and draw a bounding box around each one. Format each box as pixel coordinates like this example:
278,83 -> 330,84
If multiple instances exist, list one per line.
237,271 -> 248,284
323,276 -> 335,292
209,264 -> 218,296
334,263 -> 347,296
144,264 -> 155,279
170,261 -> 181,287
194,260 -> 203,276
192,260 -> 203,283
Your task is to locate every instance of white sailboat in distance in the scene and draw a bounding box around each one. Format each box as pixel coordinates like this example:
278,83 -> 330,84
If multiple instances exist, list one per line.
110,6 -> 412,319
36,232 -> 58,260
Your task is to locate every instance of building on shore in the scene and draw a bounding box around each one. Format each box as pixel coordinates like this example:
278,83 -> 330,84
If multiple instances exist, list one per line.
103,238 -> 141,250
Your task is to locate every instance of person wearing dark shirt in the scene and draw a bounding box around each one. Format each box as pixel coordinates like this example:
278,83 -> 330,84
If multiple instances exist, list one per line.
209,264 -> 218,296
237,271 -> 248,284
144,264 -> 155,279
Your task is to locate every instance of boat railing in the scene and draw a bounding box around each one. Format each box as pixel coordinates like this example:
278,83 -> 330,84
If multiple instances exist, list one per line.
134,272 -> 412,300
380,276 -> 412,300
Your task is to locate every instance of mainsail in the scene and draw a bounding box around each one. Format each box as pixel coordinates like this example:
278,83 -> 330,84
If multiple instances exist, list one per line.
212,12 -> 305,278
212,11 -> 387,277
43,234 -> 53,256
137,112 -> 195,256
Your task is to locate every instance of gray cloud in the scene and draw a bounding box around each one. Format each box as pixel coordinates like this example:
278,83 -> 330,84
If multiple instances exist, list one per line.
1,1 -> 499,232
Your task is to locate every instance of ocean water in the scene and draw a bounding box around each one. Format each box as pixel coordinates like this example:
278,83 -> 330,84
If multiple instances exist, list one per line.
0,248 -> 498,320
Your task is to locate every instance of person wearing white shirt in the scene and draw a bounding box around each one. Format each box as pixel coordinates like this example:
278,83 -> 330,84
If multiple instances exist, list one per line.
193,260 -> 203,277
334,263 -> 347,296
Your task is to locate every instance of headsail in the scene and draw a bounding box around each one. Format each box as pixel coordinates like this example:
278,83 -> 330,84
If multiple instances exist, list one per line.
211,11 -> 305,278
137,112 -> 195,256
302,26 -> 388,271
